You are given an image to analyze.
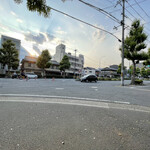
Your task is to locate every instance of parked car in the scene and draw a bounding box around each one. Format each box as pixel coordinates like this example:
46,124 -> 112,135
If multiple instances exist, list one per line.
80,74 -> 98,82
25,72 -> 38,79
12,72 -> 19,79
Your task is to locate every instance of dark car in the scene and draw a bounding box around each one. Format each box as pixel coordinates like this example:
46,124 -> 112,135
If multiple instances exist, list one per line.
80,74 -> 98,82
12,73 -> 19,79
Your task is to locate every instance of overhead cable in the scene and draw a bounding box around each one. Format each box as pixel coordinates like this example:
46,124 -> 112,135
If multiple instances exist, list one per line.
42,5 -> 121,42
134,0 -> 150,18
78,0 -> 121,24
110,0 -> 148,13
126,0 -> 145,21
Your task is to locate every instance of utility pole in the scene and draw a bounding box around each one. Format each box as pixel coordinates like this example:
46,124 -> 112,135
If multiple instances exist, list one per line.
121,0 -> 125,86
74,49 -> 77,77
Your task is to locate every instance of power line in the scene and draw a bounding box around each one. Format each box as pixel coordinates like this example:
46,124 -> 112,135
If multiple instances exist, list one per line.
134,0 -> 150,18
110,0 -> 148,14
119,1 -> 150,38
125,0 -> 145,21
124,0 -> 150,36
78,0 -> 131,33
44,5 -> 121,41
78,0 -> 121,24
105,0 -> 133,28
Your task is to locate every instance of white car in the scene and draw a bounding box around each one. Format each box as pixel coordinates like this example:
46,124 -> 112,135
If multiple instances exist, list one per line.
25,72 -> 38,79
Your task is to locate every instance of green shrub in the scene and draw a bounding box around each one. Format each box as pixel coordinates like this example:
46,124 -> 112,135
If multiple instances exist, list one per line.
98,77 -> 104,81
112,78 -> 117,81
124,78 -> 130,80
135,80 -> 143,85
104,78 -> 111,81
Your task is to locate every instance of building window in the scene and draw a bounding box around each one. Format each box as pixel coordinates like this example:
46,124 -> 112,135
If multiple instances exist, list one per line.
28,63 -> 31,67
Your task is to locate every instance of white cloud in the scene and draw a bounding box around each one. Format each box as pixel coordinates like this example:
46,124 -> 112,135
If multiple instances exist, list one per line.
92,29 -> 106,43
0,23 -> 9,32
16,18 -> 23,23
55,27 -> 67,35
0,5 -> 3,11
55,30 -> 66,35
11,11 -> 17,17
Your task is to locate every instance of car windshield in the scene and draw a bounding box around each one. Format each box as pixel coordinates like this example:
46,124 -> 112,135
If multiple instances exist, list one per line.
82,74 -> 90,78
0,1 -> 150,150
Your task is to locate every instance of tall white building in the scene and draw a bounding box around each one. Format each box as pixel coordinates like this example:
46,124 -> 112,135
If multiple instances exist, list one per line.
53,44 -> 84,74
0,35 -> 21,74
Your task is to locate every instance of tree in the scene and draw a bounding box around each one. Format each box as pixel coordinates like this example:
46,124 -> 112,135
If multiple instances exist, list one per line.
141,67 -> 146,77
59,55 -> 70,77
146,68 -> 150,77
122,20 -> 148,84
143,48 -> 150,66
136,67 -> 140,76
117,64 -> 126,75
36,50 -> 51,77
14,0 -> 67,17
14,0 -> 50,17
0,40 -> 19,76
128,65 -> 133,77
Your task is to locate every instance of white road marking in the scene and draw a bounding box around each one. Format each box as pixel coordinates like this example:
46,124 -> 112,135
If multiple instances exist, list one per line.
130,87 -> 134,89
0,99 -> 149,113
91,86 -> 98,89
0,99 -> 109,109
114,101 -> 130,105
55,88 -> 64,90
115,85 -> 150,92
0,94 -> 130,105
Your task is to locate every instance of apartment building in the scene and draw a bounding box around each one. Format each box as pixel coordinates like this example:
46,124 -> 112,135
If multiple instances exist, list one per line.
53,44 -> 84,75
21,56 -> 60,77
83,67 -> 99,76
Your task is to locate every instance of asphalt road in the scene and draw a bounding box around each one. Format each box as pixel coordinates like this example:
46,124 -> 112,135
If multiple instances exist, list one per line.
0,79 -> 150,149
0,78 -> 150,106
0,98 -> 150,150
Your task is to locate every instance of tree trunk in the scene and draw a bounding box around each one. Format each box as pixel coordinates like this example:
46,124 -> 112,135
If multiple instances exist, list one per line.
63,71 -> 65,78
42,69 -> 45,78
7,65 -> 11,78
131,61 -> 136,85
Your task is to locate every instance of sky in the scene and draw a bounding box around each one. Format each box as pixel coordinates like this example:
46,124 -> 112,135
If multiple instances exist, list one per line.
0,0 -> 150,68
